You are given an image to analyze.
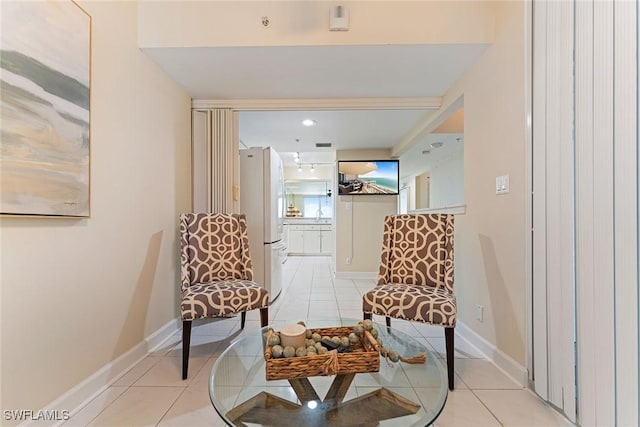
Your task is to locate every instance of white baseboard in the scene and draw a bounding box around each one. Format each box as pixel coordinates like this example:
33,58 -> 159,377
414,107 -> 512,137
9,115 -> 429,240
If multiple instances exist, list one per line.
456,321 -> 528,387
24,318 -> 180,427
145,318 -> 181,352
333,271 -> 377,280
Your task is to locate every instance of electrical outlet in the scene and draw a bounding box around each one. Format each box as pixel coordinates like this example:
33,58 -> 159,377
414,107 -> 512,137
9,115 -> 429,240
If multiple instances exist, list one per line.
476,304 -> 484,322
345,257 -> 351,265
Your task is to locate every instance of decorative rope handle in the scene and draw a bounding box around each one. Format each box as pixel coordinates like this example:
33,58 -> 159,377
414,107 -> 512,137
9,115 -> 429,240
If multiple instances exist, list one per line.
359,321 -> 426,365
321,350 -> 340,375
264,328 -> 275,361
399,354 -> 427,364
363,330 -> 380,351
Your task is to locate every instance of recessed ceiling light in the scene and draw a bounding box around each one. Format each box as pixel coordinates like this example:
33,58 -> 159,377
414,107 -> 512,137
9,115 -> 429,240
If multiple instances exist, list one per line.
302,119 -> 316,127
430,141 -> 444,148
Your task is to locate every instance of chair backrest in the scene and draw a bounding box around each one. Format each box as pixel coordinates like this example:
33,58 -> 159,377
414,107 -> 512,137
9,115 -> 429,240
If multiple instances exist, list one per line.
377,214 -> 454,293
180,213 -> 254,292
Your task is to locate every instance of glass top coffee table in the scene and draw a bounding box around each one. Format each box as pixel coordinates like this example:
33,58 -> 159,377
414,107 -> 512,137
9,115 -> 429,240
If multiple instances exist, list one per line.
209,319 -> 448,427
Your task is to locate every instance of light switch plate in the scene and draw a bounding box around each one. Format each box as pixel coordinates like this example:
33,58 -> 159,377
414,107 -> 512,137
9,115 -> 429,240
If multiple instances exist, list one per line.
496,174 -> 510,195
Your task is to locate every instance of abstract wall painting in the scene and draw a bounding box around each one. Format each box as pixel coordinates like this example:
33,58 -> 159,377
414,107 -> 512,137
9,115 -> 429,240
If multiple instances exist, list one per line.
1,1 -> 91,217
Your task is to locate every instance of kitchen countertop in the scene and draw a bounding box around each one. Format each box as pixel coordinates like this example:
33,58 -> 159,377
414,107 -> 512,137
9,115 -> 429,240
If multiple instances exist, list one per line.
283,218 -> 333,225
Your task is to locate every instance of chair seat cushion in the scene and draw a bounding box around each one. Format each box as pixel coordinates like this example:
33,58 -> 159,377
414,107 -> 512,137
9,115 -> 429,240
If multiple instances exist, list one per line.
362,283 -> 456,327
181,279 -> 269,321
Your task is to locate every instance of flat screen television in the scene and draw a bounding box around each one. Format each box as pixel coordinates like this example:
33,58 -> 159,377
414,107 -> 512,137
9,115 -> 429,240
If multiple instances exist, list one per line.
337,160 -> 399,195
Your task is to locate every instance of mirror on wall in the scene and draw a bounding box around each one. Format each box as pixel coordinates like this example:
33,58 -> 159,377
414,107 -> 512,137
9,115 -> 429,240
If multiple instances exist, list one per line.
284,180 -> 333,219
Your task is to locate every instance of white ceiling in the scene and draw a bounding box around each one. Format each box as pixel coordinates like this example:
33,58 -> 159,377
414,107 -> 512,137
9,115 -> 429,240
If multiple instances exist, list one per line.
143,44 -> 488,99
144,43 -> 487,178
238,109 -> 435,153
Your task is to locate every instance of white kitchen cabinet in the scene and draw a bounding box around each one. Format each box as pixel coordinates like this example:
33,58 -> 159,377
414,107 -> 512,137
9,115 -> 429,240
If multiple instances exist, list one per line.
303,229 -> 321,253
288,228 -> 304,254
320,228 -> 333,255
286,224 -> 333,255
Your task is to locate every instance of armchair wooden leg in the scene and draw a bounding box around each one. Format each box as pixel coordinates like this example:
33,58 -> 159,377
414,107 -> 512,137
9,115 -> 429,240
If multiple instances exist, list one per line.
386,316 -> 391,330
363,312 -> 372,320
241,312 -> 246,329
182,320 -> 192,380
445,327 -> 455,390
260,307 -> 269,327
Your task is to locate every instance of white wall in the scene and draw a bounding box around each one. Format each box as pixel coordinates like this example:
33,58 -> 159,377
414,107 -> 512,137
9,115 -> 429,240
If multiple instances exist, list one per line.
439,1 -> 527,365
335,150 -> 397,274
429,150 -> 464,208
402,145 -> 464,212
0,1 -> 191,414
138,1 -> 494,48
415,172 -> 430,209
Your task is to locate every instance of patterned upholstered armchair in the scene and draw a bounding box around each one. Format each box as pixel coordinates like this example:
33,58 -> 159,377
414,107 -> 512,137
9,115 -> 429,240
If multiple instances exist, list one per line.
363,214 -> 456,390
180,213 -> 269,379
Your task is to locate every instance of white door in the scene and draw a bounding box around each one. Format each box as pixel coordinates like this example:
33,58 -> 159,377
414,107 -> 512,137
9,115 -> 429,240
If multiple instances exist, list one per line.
265,147 -> 283,243
398,187 -> 408,214
267,242 -> 283,301
532,1 -> 576,421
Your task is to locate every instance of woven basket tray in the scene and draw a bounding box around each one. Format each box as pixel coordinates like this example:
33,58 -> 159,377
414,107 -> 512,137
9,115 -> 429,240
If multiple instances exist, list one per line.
264,326 -> 380,381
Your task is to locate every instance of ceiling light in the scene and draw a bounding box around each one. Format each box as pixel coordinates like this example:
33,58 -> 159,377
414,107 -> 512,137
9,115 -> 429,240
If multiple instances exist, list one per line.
298,166 -> 302,172
302,119 -> 316,127
294,152 -> 300,159
310,164 -> 315,172
430,141 -> 444,148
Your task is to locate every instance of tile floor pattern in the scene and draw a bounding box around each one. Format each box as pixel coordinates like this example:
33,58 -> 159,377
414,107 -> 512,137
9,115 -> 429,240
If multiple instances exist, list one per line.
64,256 -> 574,427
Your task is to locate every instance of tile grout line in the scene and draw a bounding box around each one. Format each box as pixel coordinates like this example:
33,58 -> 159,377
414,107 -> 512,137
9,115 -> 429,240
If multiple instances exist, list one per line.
154,386 -> 188,426
466,386 -> 508,427
73,256 -> 555,426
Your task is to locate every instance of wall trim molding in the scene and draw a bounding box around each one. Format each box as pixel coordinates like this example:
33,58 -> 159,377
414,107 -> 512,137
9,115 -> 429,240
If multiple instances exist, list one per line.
333,271 -> 377,280
409,204 -> 466,215
456,321 -> 528,387
392,94 -> 464,157
192,97 -> 441,111
27,319 -> 181,427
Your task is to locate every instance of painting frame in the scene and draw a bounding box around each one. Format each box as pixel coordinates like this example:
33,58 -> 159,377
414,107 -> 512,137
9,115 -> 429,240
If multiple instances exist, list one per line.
1,0 -> 91,218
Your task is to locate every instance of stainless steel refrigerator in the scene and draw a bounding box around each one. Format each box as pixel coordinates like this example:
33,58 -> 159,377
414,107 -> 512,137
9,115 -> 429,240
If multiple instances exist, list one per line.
240,147 -> 285,302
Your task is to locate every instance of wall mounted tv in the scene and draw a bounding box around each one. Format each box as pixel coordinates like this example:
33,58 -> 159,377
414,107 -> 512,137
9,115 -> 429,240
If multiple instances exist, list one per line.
337,160 -> 400,195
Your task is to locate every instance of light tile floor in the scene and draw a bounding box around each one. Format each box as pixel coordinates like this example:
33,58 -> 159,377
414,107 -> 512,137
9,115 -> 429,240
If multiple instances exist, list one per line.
64,256 -> 574,426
